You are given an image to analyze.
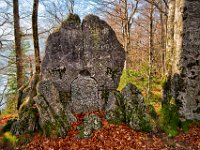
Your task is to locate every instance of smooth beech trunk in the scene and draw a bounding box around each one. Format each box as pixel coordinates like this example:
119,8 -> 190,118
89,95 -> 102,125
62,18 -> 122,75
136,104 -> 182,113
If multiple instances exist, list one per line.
13,0 -> 25,89
32,0 -> 41,74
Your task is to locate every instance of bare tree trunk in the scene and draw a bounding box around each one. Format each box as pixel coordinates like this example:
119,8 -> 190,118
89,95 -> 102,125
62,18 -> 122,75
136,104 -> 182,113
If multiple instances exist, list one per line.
147,1 -> 154,102
159,2 -> 166,76
13,0 -> 25,89
165,0 -> 175,76
29,55 -> 33,77
32,0 -> 41,74
123,0 -> 139,70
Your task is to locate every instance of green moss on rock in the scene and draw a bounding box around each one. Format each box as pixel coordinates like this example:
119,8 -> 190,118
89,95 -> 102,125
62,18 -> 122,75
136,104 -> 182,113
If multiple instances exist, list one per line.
159,104 -> 180,136
105,83 -> 157,132
11,102 -> 39,135
77,114 -> 102,139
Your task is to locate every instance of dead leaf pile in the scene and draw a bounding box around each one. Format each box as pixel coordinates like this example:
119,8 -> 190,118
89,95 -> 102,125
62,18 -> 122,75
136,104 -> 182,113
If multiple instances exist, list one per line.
23,112 -> 200,150
0,112 -> 199,149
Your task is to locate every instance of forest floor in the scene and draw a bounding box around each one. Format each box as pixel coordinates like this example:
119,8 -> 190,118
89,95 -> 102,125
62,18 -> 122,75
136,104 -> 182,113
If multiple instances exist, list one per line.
0,112 -> 199,150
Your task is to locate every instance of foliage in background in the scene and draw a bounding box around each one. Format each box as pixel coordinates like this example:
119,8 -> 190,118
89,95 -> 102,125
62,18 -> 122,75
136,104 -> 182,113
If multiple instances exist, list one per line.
117,68 -> 162,105
1,41 -> 31,115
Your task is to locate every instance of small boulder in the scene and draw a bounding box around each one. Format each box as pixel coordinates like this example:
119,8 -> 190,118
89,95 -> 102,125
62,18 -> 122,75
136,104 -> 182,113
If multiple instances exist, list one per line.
71,71 -> 103,113
105,83 -> 156,132
77,114 -> 102,138
122,83 -> 154,132
105,91 -> 125,124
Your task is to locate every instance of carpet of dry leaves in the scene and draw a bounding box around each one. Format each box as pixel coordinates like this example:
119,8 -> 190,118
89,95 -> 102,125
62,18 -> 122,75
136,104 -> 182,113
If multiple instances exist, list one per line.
1,112 -> 200,150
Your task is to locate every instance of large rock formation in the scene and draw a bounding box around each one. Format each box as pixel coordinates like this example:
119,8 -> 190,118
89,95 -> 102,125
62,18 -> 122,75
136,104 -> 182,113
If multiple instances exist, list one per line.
12,14 -> 125,136
165,0 -> 200,120
42,14 -> 125,93
41,13 -> 125,114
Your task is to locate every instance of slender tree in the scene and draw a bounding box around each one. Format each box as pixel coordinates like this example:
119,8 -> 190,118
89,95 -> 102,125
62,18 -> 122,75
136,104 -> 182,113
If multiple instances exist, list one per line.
13,0 -> 25,89
32,0 -> 41,74
122,0 -> 139,69
147,1 -> 154,102
165,0 -> 175,76
159,1 -> 166,76
96,0 -> 139,69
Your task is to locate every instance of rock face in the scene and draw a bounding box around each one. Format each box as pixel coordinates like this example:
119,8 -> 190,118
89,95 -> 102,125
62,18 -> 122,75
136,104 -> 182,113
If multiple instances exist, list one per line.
165,0 -> 200,120
71,70 -> 103,113
105,83 -> 156,132
42,13 -> 125,93
34,80 -> 76,137
11,14 -> 125,137
105,91 -> 125,124
77,114 -> 102,138
122,84 -> 152,131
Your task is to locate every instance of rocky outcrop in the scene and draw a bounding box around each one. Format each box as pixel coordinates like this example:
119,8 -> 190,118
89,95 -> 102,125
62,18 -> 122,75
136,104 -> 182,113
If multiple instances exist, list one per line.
105,83 -> 157,132
77,114 -> 102,138
105,91 -> 125,124
34,80 -> 76,137
42,13 -> 125,93
12,13 -> 125,137
40,13 -> 125,114
165,0 -> 200,120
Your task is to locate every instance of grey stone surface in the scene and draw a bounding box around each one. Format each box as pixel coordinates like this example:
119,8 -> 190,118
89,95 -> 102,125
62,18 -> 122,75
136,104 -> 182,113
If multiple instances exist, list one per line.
77,114 -> 102,138
34,80 -> 76,137
122,83 -> 153,131
71,73 -> 103,113
105,83 -> 155,132
122,83 -> 145,114
34,95 -> 69,137
12,14 -> 125,137
166,0 -> 200,120
106,91 -> 121,112
42,13 -> 125,92
105,91 -> 125,124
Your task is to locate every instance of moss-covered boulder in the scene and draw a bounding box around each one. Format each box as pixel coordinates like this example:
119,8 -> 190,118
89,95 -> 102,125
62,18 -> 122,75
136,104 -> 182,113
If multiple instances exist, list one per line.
105,83 -> 157,132
34,80 -> 76,137
11,99 -> 39,135
77,114 -> 102,138
105,91 -> 125,124
12,76 -> 76,138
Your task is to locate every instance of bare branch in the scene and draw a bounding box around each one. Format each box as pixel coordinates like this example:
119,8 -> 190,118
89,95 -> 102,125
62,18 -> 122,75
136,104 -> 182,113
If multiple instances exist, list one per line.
128,0 -> 139,22
144,0 -> 168,15
162,0 -> 168,9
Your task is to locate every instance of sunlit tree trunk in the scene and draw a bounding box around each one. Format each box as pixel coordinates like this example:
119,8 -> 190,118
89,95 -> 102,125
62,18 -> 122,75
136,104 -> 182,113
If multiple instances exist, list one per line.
13,0 -> 25,89
32,0 -> 41,74
147,1 -> 154,102
159,2 -> 166,76
165,0 -> 175,76
123,0 -> 139,70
